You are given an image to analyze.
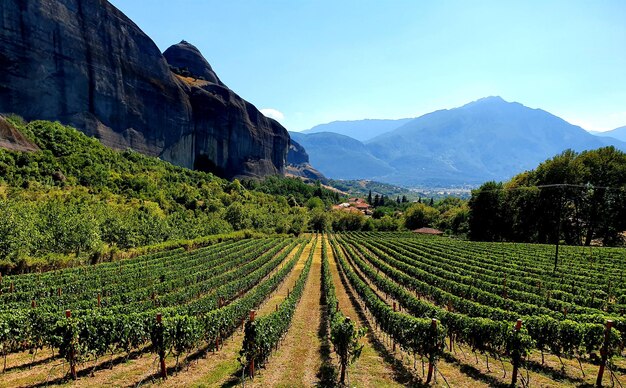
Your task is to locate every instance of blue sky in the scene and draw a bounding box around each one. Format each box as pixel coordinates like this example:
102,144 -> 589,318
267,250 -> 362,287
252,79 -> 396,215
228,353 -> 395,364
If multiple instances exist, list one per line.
109,0 -> 626,132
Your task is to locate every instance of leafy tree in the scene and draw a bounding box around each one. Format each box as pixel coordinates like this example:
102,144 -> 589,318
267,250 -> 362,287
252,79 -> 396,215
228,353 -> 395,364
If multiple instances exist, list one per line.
467,147 -> 626,246
332,211 -> 366,231
305,196 -> 325,210
375,215 -> 400,231
224,202 -> 250,231
468,181 -> 505,241
404,202 -> 438,230
309,208 -> 331,232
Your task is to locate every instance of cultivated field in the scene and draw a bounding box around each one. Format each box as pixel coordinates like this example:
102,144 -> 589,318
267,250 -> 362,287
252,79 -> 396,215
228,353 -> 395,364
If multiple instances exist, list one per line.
1,233 -> 624,387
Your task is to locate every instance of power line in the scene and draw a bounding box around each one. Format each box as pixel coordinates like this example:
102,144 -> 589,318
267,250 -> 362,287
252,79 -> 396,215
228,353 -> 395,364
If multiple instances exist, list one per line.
474,183 -> 626,193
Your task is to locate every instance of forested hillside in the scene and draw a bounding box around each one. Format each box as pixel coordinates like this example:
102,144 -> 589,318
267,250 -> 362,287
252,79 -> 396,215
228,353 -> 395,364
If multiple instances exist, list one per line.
0,117 -> 327,272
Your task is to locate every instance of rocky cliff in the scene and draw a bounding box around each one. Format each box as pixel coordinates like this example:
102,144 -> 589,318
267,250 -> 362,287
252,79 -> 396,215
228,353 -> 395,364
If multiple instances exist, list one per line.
285,138 -> 326,181
0,0 -> 289,179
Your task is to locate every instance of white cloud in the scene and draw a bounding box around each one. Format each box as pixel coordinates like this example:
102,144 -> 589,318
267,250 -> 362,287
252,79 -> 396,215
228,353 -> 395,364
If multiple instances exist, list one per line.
260,108 -> 284,121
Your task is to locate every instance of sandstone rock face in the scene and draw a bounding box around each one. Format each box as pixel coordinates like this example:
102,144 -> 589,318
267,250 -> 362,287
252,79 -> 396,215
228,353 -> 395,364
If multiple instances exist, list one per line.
286,138 -> 326,181
0,0 -> 289,179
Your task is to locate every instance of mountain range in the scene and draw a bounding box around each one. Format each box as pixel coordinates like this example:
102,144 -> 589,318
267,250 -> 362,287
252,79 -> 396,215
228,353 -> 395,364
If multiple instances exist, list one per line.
295,97 -> 626,186
303,119 -> 412,142
589,126 -> 626,143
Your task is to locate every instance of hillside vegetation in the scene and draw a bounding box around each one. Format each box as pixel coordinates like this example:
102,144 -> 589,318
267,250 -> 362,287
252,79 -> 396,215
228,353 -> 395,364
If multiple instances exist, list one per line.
469,147 -> 626,246
0,118 -> 324,272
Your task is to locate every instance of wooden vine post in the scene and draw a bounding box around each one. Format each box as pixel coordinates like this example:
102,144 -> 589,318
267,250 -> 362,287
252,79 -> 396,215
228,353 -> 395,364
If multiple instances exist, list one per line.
97,293 -> 101,308
447,301 -> 454,352
249,309 -> 256,378
66,310 -> 77,380
511,319 -> 523,387
156,313 -> 167,379
595,320 -> 613,387
426,319 -> 437,384
392,302 -> 397,352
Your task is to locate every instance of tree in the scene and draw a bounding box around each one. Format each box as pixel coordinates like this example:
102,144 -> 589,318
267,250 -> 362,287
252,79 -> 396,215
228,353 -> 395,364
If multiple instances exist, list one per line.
396,196 -> 401,204
305,196 -> 325,210
468,181 -> 505,241
225,202 -> 250,230
367,190 -> 372,205
332,211 -> 365,231
309,208 -> 330,232
402,195 -> 408,203
373,194 -> 380,207
376,215 -> 399,231
404,203 -> 439,230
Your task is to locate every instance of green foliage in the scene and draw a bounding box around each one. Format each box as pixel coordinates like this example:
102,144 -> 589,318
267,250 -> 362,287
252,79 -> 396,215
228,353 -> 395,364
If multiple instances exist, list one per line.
243,176 -> 341,207
403,202 -> 439,230
468,147 -> 626,246
0,237 -> 307,370
320,234 -> 366,385
305,196 -> 325,210
0,120 -> 320,272
331,316 -> 366,384
240,237 -> 316,370
335,232 -> 626,365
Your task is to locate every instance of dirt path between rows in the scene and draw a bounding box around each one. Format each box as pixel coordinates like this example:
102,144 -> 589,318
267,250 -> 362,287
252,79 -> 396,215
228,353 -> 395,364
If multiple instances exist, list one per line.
156,237 -> 316,388
245,235 -> 323,387
326,237 -> 406,387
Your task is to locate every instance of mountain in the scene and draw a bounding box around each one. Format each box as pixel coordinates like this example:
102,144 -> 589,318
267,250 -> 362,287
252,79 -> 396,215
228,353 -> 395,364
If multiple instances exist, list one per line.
0,0 -> 288,179
302,118 -> 411,142
366,97 -> 626,186
297,97 -> 626,186
590,126 -> 626,143
369,97 -> 626,185
290,132 -> 393,180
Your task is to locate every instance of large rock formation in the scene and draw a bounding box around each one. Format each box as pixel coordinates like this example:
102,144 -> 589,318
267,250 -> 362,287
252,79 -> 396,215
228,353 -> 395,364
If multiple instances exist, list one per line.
285,138 -> 326,181
0,0 -> 289,179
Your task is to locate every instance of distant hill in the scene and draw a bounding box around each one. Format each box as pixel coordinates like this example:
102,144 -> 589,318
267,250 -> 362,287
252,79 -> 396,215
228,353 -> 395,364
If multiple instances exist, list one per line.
302,118 -> 411,142
298,97 -> 626,187
590,126 -> 626,143
289,131 -> 393,180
